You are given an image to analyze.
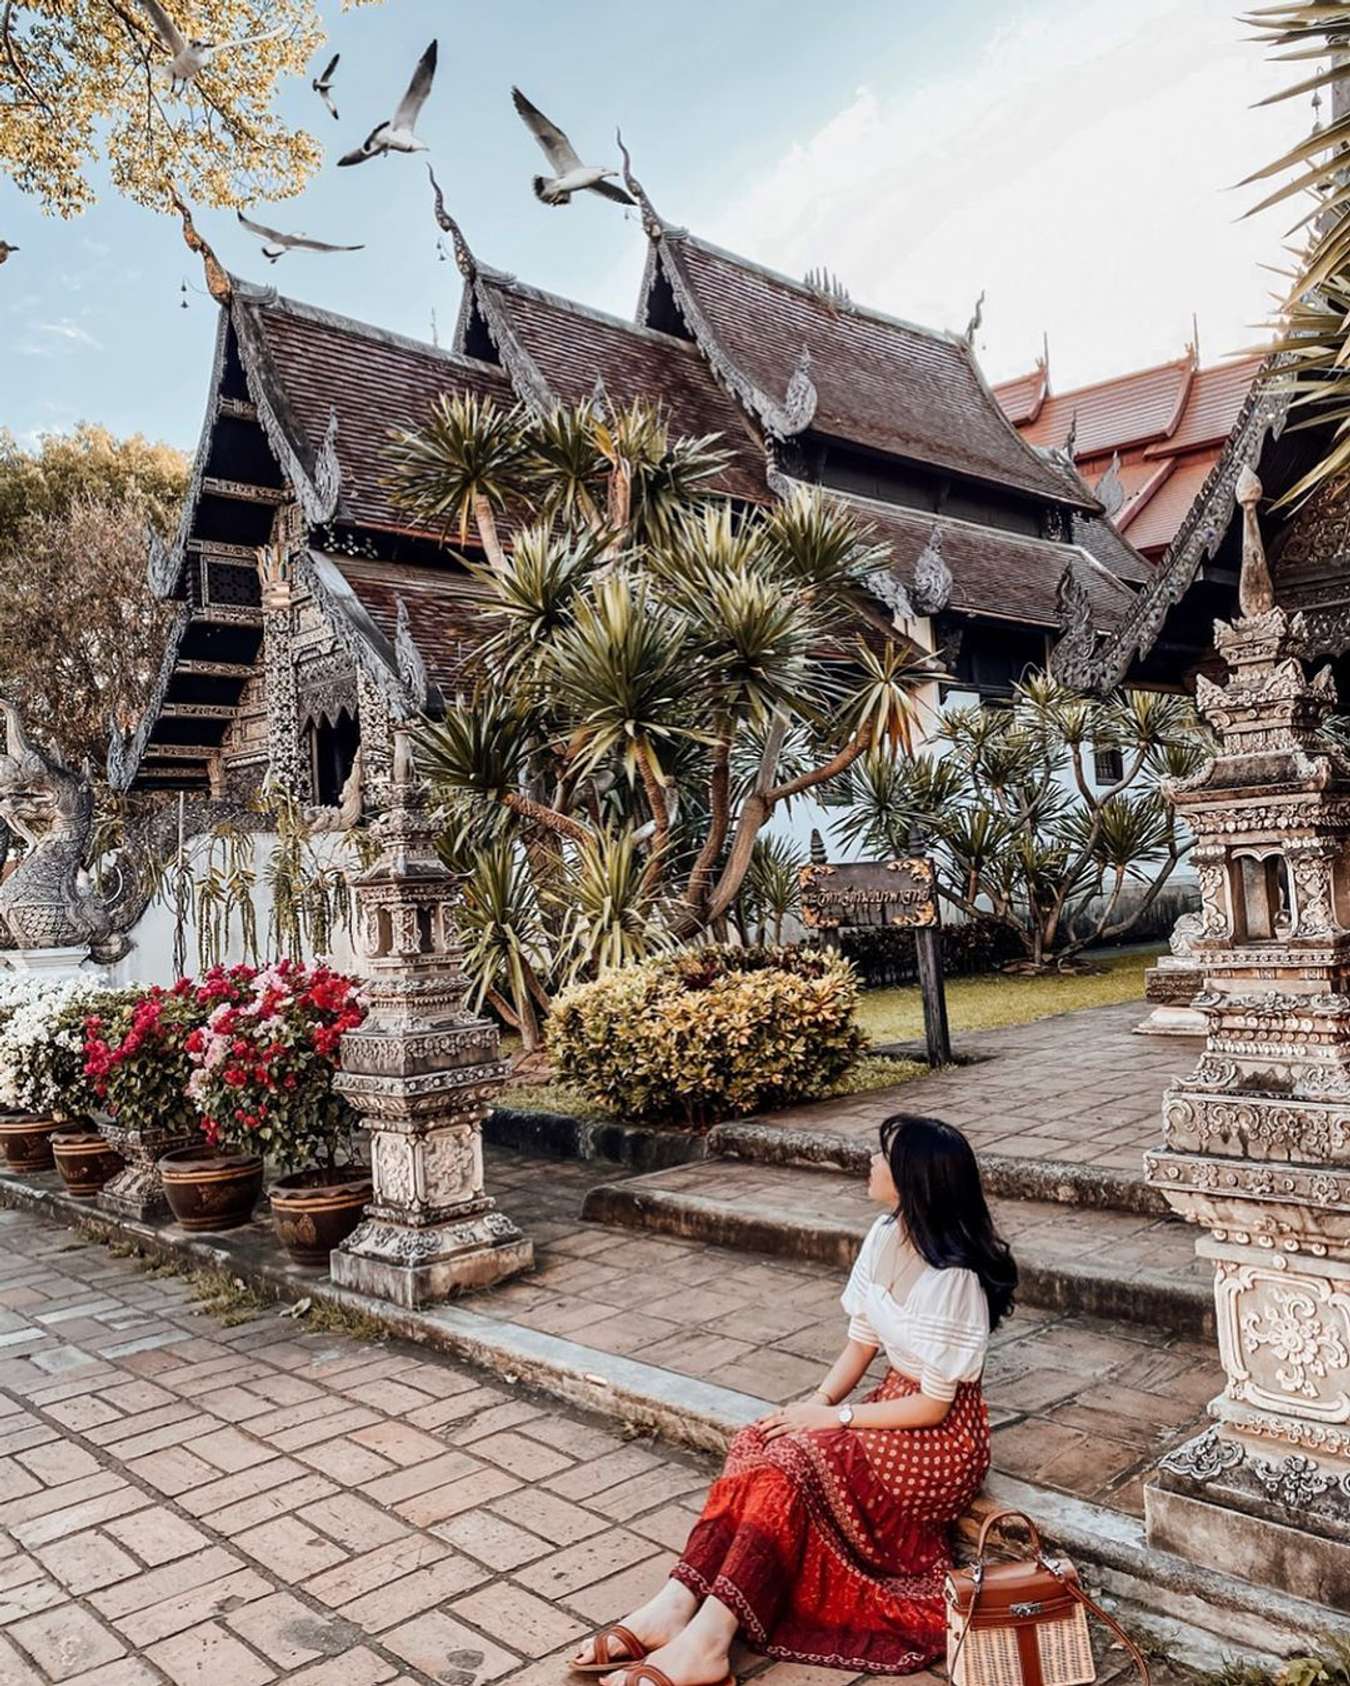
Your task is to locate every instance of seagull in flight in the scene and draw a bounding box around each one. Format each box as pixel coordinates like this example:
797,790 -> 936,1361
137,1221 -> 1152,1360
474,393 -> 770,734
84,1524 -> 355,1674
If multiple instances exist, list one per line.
312,52 -> 339,120
511,88 -> 635,208
0,242 -> 16,265
137,0 -> 287,94
338,41 -> 436,167
236,211 -> 364,264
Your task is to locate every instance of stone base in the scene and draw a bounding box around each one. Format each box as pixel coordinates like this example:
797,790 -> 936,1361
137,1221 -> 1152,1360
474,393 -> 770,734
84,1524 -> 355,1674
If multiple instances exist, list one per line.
1135,960 -> 1204,1036
97,1125 -> 195,1224
330,1207 -> 533,1309
1134,1002 -> 1207,1036
1,946 -> 103,983
1148,1428 -> 1350,1607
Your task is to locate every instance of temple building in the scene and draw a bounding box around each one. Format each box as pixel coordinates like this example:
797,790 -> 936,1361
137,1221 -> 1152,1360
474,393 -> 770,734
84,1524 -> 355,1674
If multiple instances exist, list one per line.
113,172 -> 1151,807
995,345 -> 1263,563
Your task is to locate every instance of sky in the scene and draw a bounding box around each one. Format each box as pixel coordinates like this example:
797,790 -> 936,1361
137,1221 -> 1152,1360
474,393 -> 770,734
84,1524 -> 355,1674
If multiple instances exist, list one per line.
0,0 -> 1312,454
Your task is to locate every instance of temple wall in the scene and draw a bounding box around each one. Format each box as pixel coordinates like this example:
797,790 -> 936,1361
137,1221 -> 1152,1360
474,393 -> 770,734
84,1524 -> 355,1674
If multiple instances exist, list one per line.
218,666 -> 269,789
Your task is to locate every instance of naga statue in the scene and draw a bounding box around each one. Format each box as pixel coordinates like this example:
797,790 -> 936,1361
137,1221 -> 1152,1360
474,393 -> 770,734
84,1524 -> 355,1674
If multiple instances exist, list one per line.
0,699 -> 122,956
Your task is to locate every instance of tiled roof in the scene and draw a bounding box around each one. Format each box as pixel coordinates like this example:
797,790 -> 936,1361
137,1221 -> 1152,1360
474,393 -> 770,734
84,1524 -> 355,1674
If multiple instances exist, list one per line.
1017,353 -> 1196,457
661,235 -> 1092,509
1071,511 -> 1152,587
1145,355 -> 1263,456
832,491 -> 1134,632
236,289 -> 517,540
476,275 -> 769,503
1115,455 -> 1216,557
991,365 -> 1048,426
335,559 -> 486,696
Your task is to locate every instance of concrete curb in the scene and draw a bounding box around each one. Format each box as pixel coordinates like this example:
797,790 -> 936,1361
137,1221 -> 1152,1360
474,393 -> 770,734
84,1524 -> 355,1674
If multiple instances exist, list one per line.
0,1169 -> 1337,1663
580,1182 -> 1214,1341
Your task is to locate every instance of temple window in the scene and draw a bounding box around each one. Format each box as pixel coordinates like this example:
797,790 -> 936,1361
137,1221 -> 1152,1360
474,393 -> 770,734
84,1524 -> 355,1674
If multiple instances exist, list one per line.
1093,744 -> 1124,784
308,707 -> 360,808
1230,850 -> 1293,942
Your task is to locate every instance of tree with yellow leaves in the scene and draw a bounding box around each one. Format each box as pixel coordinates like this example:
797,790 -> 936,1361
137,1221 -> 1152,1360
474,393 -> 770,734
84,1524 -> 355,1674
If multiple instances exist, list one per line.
0,1 -> 378,218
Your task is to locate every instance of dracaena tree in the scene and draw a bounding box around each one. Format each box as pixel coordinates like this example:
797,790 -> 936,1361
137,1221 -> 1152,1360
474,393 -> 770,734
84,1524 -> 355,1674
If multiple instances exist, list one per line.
386,393 -> 935,1048
832,673 -> 1209,970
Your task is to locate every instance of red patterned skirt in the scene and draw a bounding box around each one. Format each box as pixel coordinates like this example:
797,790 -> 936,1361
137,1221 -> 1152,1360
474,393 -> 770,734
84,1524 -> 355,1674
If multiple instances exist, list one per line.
671,1369 -> 989,1675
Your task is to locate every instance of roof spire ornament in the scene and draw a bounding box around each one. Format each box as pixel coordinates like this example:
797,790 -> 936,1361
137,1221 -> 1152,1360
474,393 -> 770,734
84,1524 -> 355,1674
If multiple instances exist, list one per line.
1095,451 -> 1126,520
781,345 -> 818,433
803,267 -> 852,309
1236,465 -> 1275,620
1049,562 -> 1096,680
911,526 -> 953,616
168,186 -> 231,304
427,166 -> 476,278
589,371 -> 609,417
394,597 -> 431,713
616,130 -> 667,241
963,289 -> 985,348
1063,408 -> 1078,459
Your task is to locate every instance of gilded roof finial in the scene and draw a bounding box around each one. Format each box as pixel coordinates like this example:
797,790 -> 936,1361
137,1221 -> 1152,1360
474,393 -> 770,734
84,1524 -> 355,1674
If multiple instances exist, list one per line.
427,165 -> 476,278
167,186 -> 231,304
1236,464 -> 1275,619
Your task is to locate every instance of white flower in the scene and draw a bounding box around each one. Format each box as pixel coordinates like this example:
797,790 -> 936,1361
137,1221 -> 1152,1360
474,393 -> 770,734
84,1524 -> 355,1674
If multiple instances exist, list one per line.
0,978 -> 130,1116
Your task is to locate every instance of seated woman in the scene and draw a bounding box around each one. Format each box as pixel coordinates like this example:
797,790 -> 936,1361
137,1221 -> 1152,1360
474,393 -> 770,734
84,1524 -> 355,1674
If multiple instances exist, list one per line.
572,1112 -> 1018,1685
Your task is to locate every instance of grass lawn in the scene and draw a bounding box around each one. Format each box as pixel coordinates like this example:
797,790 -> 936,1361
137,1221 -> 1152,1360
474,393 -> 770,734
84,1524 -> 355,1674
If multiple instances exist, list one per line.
855,946 -> 1160,1045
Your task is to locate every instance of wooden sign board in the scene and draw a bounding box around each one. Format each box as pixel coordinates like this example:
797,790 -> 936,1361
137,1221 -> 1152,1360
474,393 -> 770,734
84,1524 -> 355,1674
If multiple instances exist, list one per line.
798,857 -> 939,931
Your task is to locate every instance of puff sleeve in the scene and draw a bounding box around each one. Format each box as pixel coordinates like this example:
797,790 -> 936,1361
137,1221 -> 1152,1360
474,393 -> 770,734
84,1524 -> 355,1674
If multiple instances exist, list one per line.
840,1217 -> 887,1348
899,1266 -> 989,1401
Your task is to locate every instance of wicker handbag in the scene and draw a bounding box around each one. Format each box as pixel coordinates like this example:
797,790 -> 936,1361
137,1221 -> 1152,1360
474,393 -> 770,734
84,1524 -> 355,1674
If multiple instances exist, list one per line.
945,1508 -> 1150,1686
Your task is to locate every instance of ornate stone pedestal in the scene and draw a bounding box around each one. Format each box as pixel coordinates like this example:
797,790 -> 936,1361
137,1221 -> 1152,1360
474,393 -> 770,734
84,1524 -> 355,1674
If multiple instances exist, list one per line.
1143,470 -> 1350,1604
329,735 -> 531,1309
98,1117 -> 195,1223
1136,912 -> 1205,1036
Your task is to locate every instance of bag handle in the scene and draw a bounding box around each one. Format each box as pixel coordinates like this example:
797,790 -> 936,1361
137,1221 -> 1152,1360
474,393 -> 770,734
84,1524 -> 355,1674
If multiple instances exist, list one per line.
949,1509 -> 1150,1686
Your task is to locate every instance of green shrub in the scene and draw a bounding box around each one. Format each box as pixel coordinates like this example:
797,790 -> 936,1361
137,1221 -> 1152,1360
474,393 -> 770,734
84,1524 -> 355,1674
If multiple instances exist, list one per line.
835,917 -> 1022,989
547,945 -> 865,1127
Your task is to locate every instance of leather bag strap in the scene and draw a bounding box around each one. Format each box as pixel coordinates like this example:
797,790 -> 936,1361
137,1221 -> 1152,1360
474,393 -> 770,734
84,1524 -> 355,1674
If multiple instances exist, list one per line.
975,1506 -> 1045,1561
1038,1560 -> 1150,1686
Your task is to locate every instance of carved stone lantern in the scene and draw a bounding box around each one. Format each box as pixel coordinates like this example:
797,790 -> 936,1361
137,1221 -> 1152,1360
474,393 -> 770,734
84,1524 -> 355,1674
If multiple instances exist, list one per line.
329,733 -> 531,1308
1144,468 -> 1350,1604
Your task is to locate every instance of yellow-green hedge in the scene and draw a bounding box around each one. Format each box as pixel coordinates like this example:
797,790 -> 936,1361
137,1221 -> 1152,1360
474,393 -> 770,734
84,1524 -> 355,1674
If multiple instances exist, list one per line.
547,946 -> 865,1127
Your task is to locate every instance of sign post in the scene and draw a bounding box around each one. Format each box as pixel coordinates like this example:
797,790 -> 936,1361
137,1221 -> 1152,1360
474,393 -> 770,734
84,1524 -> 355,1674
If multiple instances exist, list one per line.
799,856 -> 951,1067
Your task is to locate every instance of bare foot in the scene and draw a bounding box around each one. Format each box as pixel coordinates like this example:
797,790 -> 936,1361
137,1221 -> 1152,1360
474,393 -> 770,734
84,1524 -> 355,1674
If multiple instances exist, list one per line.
573,1581 -> 698,1669
600,1625 -> 731,1686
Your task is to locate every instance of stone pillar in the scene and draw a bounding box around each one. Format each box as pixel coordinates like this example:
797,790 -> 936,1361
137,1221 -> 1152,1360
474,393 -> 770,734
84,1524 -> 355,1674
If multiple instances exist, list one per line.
259,526 -> 308,801
329,733 -> 531,1308
1135,910 -> 1206,1037
1144,472 -> 1350,1606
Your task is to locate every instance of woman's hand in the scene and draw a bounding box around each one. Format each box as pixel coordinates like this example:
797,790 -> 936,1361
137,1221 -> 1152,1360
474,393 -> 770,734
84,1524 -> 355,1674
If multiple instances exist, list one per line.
756,1402 -> 838,1441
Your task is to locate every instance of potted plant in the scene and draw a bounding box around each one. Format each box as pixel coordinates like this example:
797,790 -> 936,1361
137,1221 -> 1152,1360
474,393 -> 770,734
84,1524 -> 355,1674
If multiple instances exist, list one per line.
187,959 -> 370,1265
0,974 -> 65,1171
0,978 -> 124,1193
84,967 -> 264,1230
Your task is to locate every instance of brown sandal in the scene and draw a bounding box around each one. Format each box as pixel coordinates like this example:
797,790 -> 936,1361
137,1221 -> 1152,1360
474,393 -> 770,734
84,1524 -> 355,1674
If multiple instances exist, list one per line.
571,1624 -> 649,1675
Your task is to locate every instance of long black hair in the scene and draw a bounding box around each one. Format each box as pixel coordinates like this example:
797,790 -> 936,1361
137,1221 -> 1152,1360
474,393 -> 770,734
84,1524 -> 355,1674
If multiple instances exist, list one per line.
879,1113 -> 1017,1330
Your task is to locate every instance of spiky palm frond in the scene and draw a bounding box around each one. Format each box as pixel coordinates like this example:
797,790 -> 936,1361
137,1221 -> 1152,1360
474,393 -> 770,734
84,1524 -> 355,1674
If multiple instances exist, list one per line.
740,833 -> 805,940
415,694 -> 534,804
455,842 -> 553,1014
834,640 -> 938,755
385,394 -> 531,545
552,826 -> 672,978
477,523 -> 607,681
760,483 -> 891,600
595,398 -> 729,544
525,404 -> 609,532
546,574 -> 702,780
1055,791 -> 1173,875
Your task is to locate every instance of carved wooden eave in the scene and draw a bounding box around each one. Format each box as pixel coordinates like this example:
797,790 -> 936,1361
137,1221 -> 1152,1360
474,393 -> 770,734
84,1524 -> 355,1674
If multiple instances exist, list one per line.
298,552 -> 441,725
1051,355 -> 1294,692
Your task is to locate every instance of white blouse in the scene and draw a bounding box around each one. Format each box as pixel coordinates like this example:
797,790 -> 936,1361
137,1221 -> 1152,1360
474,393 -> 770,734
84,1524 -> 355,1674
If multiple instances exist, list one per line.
840,1215 -> 990,1401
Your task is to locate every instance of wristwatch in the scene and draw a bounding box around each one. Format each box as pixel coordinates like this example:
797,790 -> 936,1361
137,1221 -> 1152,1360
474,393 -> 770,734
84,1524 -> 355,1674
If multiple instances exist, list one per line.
837,1404 -> 854,1428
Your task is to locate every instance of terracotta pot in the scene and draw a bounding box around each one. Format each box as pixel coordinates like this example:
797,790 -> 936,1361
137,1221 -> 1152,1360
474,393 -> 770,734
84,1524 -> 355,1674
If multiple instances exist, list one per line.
51,1129 -> 124,1199
159,1146 -> 263,1232
0,1116 -> 59,1173
270,1166 -> 372,1267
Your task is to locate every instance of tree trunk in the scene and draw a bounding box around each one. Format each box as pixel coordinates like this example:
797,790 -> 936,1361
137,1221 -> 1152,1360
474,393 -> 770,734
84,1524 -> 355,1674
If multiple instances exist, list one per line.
473,494 -> 509,577
635,742 -> 670,893
503,790 -> 589,843
684,735 -> 731,912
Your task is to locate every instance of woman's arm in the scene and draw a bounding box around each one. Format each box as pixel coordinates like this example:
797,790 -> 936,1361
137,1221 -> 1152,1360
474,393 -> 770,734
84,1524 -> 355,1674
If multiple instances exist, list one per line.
809,1339 -> 877,1408
848,1392 -> 949,1429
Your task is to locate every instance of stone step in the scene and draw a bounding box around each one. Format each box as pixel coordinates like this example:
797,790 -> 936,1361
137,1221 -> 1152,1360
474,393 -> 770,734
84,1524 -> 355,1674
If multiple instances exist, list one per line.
580,1159 -> 1213,1339
0,1163 -> 1340,1668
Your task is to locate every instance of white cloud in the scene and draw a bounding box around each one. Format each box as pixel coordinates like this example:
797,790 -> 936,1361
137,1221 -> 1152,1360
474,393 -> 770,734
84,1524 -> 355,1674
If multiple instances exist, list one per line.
36,319 -> 101,348
698,0 -> 1303,390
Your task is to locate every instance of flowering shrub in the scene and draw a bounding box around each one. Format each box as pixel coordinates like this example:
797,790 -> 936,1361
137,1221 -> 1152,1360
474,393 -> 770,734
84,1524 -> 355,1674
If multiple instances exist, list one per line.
83,967 -> 257,1141
548,945 -> 864,1127
0,978 -> 119,1120
186,961 -> 366,1173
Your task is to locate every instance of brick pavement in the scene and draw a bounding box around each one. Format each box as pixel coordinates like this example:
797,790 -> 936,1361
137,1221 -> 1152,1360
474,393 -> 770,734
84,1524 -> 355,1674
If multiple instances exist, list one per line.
754,1003 -> 1198,1172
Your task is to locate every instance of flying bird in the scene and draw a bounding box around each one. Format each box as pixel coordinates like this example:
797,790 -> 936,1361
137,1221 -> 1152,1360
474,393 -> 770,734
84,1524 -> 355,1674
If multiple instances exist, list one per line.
236,211 -> 364,264
0,242 -> 17,265
137,0 -> 288,93
338,40 -> 436,167
511,88 -> 635,208
312,51 -> 340,120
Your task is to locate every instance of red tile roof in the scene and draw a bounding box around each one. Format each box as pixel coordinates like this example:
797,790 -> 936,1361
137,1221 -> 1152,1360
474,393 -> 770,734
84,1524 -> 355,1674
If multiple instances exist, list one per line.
834,492 -> 1134,632
335,559 -> 486,697
991,365 -> 1048,426
1145,356 -> 1264,456
236,288 -> 517,540
1017,354 -> 1196,457
475,275 -> 769,503
661,235 -> 1091,509
1114,456 -> 1216,557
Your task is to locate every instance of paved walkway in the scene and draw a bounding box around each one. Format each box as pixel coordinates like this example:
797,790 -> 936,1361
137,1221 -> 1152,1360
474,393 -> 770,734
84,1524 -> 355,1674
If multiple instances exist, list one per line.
756,1004 -> 1200,1172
